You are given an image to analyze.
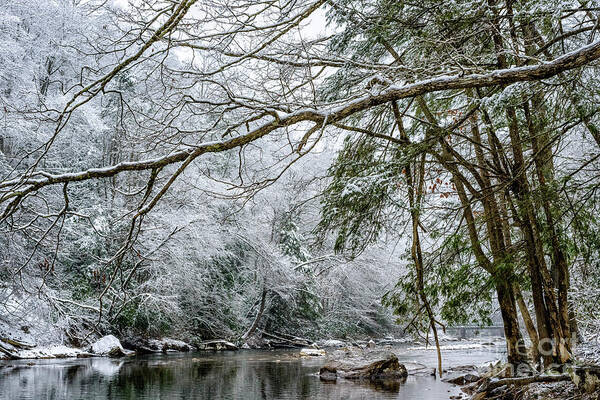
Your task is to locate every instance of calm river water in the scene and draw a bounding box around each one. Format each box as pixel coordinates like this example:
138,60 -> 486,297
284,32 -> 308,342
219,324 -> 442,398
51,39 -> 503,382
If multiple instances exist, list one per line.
0,342 -> 504,400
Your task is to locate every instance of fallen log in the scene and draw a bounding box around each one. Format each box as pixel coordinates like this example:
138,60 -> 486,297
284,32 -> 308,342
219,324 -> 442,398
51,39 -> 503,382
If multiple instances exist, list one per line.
0,324 -> 37,359
0,335 -> 37,359
1,337 -> 35,349
319,352 -> 408,382
0,340 -> 19,359
258,330 -> 311,348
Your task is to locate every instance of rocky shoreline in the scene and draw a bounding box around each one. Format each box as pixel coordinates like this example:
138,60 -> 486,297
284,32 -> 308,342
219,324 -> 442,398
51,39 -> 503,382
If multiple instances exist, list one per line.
0,334 -> 188,360
297,340 -> 600,400
0,327 -> 422,360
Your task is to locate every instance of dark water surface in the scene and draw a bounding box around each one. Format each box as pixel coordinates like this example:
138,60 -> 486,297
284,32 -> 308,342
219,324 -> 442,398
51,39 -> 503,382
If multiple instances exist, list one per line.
0,344 -> 504,400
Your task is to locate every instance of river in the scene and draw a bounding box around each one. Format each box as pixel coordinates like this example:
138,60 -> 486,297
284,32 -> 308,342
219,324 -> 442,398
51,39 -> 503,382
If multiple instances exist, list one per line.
0,341 -> 505,399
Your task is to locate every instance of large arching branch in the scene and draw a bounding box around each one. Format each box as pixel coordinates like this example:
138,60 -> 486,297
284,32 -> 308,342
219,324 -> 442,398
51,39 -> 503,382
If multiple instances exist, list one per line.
2,39 -> 600,218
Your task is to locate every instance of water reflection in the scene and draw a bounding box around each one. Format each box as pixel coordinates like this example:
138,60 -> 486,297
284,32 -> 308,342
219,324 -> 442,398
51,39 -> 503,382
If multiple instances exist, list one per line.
0,348 -> 498,399
320,376 -> 408,393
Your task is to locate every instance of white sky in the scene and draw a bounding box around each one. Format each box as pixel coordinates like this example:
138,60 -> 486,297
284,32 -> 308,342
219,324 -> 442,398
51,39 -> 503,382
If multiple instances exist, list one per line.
111,0 -> 330,38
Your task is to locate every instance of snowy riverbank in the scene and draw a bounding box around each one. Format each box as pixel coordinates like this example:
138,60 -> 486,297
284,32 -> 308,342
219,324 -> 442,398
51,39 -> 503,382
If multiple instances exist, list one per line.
1,323 -> 505,361
0,329 -> 193,360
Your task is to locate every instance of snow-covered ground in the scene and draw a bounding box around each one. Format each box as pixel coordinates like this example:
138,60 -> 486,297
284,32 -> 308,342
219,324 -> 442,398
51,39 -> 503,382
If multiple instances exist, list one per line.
13,345 -> 90,359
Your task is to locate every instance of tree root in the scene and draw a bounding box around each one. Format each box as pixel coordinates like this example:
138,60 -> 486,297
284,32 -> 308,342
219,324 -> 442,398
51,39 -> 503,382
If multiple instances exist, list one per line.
469,365 -> 600,398
479,374 -> 571,392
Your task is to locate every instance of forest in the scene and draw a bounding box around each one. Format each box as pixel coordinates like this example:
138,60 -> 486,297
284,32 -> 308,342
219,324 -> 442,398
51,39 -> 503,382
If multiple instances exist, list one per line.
2,0 -> 600,399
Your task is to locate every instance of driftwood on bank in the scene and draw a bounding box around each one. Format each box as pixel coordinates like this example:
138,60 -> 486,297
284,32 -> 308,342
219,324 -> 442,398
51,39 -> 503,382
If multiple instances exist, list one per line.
0,336 -> 36,359
0,340 -> 19,359
257,330 -> 311,348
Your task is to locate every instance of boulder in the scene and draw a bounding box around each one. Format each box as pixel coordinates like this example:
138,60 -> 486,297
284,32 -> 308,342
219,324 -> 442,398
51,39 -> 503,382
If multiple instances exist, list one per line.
319,352 -> 408,381
443,372 -> 480,385
88,335 -> 134,357
120,337 -> 156,354
319,366 -> 338,382
404,361 -> 436,376
122,337 -> 193,353
147,338 -> 194,352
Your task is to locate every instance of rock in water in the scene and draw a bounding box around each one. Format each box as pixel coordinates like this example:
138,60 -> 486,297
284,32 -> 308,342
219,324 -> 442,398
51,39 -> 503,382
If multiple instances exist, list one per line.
319,366 -> 338,382
319,353 -> 407,381
88,335 -> 134,357
403,361 -> 436,376
442,372 -> 480,385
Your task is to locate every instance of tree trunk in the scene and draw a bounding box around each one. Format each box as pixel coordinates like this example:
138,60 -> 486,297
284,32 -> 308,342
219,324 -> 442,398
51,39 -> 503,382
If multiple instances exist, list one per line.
514,283 -> 540,366
241,287 -> 267,340
393,100 -> 443,378
451,172 -> 527,368
524,98 -> 572,361
505,105 -> 569,365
